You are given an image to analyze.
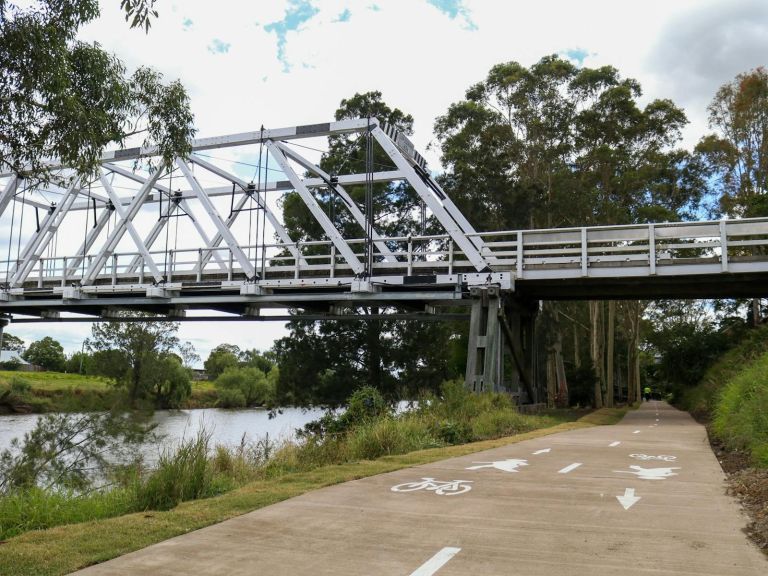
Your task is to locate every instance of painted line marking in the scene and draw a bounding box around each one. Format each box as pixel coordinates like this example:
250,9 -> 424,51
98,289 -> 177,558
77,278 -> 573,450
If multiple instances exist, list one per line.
558,462 -> 582,474
617,488 -> 641,510
533,448 -> 551,455
655,419 -> 659,422
609,441 -> 621,447
633,430 -> 641,434
410,547 -> 461,576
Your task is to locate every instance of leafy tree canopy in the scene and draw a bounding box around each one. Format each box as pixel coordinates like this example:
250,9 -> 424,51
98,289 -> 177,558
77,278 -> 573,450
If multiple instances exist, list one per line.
86,313 -> 190,407
696,67 -> 768,217
0,333 -> 25,352
0,0 -> 194,184
434,55 -> 704,231
204,344 -> 241,379
23,336 -> 65,371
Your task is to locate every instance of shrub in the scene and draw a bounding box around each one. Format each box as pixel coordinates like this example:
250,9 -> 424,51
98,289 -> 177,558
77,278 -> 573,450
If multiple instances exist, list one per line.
0,359 -> 21,371
713,354 -> 768,467
215,366 -> 274,407
217,387 -> 246,408
433,420 -> 472,444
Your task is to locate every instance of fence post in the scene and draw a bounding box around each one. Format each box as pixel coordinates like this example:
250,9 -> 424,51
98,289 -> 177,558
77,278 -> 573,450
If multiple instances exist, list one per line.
649,223 -> 656,275
330,244 -> 336,279
61,257 -> 67,288
580,228 -> 588,277
294,242 -> 301,280
407,236 -> 413,276
720,219 -> 729,272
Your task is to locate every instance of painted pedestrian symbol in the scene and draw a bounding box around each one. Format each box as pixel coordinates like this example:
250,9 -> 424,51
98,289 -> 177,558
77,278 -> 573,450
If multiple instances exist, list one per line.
391,478 -> 473,496
466,458 -> 529,473
614,465 -> 680,480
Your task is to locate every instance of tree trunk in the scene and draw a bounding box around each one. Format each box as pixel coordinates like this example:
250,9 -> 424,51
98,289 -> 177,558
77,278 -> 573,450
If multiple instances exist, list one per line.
573,324 -> 580,368
546,351 -> 557,409
753,298 -> 761,327
606,300 -> 615,408
366,307 -> 382,390
589,301 -> 604,408
620,300 -> 643,406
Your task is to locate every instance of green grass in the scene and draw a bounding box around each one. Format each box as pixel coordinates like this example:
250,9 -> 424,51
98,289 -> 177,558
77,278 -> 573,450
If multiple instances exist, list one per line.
0,371 -> 113,392
676,324 -> 768,467
712,354 -> 768,466
0,371 -> 218,412
0,488 -> 138,541
677,324 -> 768,420
0,407 -> 625,576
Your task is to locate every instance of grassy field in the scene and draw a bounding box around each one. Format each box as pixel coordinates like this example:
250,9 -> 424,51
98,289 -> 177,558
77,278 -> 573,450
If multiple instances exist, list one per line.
0,371 -> 218,412
0,407 -> 625,576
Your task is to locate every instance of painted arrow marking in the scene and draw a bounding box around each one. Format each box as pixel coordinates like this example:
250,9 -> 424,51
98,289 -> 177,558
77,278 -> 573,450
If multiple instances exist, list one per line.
609,441 -> 621,447
410,547 -> 461,576
533,448 -> 551,455
617,488 -> 641,510
558,462 -> 582,474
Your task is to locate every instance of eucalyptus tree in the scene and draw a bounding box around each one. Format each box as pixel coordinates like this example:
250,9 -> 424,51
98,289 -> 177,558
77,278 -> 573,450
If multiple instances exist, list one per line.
274,92 -> 456,406
434,55 -> 703,406
0,0 -> 194,184
697,67 -> 768,325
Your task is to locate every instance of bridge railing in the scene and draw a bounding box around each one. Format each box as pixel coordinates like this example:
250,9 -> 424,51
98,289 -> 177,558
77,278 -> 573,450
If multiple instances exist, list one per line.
5,218 -> 768,288
475,218 -> 768,278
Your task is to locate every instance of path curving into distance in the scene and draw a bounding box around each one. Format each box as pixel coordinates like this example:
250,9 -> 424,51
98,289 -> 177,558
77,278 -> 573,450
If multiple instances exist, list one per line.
74,402 -> 767,575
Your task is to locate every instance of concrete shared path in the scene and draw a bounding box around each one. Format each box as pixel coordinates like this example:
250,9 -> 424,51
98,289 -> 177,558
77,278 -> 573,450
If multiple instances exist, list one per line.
75,402 -> 767,575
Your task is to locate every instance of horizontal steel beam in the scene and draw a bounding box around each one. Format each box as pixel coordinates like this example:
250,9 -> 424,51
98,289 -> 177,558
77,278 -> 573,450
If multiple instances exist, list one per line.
8,312 -> 469,324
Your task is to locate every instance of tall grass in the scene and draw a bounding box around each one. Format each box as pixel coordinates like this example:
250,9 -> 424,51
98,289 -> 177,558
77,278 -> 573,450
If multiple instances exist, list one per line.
262,381 -> 562,476
712,354 -> 768,466
0,487 -> 137,540
679,324 -> 768,420
677,324 -> 768,467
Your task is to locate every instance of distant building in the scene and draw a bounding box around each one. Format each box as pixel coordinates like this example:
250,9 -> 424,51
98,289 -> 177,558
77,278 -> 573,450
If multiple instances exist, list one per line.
0,350 -> 29,365
0,350 -> 42,371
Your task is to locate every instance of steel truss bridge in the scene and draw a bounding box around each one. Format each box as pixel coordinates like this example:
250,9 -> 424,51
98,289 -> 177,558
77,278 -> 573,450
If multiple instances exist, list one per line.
2,118 -> 768,401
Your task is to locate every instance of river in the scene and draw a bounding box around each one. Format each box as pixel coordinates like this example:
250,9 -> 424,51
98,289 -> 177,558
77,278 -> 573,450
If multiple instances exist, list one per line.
0,407 -> 326,464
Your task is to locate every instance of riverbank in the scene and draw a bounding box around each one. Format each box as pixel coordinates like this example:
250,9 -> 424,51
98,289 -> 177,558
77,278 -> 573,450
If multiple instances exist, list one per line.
0,371 -> 219,413
0,407 -> 625,576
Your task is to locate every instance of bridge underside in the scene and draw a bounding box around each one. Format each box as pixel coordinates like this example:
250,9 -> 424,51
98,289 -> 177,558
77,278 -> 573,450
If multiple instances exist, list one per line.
517,269 -> 768,300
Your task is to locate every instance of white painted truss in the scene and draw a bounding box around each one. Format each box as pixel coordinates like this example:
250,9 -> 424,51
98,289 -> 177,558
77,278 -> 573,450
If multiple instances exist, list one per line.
1,118 -> 768,322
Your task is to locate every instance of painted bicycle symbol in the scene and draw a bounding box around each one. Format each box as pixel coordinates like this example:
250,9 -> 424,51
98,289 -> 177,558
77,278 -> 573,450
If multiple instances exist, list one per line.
629,454 -> 677,462
391,477 -> 473,496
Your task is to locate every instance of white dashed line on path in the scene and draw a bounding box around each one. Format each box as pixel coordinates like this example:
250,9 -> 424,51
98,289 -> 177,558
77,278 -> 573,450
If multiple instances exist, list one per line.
410,547 -> 461,576
609,441 -> 621,447
633,430 -> 641,434
558,463 -> 583,474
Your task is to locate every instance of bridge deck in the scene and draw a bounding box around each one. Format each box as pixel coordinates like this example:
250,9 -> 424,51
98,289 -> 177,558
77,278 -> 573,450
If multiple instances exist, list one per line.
2,217 -> 768,320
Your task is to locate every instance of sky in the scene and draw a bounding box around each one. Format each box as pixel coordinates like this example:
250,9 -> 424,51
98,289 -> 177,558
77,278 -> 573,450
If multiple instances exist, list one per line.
4,0 -> 768,366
